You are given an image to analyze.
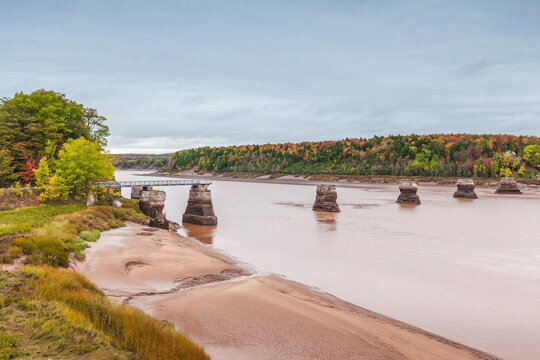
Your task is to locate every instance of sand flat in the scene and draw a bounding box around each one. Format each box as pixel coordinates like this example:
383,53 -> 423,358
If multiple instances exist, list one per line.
77,222 -> 499,360
74,222 -> 250,299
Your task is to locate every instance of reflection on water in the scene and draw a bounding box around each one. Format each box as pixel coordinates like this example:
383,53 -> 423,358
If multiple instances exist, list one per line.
314,211 -> 337,232
275,201 -> 306,208
454,197 -> 476,203
115,171 -> 540,360
397,203 -> 420,210
183,223 -> 216,245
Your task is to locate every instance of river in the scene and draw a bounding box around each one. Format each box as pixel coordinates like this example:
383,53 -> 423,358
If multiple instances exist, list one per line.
115,170 -> 540,360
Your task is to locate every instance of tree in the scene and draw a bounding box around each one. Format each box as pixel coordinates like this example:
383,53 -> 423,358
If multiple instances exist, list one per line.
35,138 -> 115,201
523,145 -> 540,169
19,156 -> 39,183
0,148 -> 17,186
83,107 -> 110,149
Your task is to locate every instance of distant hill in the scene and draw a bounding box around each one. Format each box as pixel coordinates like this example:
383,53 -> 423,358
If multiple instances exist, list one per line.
113,153 -> 171,170
169,134 -> 540,179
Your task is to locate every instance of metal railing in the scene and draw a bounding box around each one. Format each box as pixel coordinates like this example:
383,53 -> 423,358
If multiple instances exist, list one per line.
95,179 -> 212,188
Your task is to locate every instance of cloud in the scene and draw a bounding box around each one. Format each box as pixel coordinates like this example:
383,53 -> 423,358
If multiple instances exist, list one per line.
1,0 -> 540,153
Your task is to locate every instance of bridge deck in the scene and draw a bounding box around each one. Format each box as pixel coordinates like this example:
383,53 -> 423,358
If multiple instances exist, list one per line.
96,179 -> 212,188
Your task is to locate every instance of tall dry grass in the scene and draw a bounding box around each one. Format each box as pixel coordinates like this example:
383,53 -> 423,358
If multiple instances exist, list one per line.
20,266 -> 209,360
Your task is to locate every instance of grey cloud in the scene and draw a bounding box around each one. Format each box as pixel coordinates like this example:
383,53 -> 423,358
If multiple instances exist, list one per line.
1,0 -> 540,153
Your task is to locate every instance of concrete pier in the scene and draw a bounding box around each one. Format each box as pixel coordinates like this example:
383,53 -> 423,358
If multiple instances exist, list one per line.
139,190 -> 169,229
312,184 -> 340,212
182,185 -> 218,226
453,179 -> 478,199
396,181 -> 421,204
495,177 -> 522,194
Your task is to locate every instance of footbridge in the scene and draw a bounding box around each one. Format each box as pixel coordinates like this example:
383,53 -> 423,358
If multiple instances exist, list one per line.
93,179 -> 218,229
96,179 -> 212,188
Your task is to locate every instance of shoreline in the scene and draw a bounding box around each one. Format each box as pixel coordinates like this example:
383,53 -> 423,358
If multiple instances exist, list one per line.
75,222 -> 501,360
138,169 -> 540,191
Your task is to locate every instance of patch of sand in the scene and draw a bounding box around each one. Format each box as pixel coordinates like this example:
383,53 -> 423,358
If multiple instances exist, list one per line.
74,223 -> 250,300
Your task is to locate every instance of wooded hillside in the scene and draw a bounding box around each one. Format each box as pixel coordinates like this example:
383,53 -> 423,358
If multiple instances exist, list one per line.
170,134 -> 540,178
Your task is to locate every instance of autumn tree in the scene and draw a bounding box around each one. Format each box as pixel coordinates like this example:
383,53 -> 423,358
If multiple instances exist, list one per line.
35,138 -> 115,201
18,156 -> 39,183
523,145 -> 540,169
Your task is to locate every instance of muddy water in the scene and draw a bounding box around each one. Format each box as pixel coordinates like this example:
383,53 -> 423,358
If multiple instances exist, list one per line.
115,171 -> 540,360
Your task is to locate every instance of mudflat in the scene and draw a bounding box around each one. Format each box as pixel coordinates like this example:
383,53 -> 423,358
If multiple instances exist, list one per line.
75,222 -> 499,360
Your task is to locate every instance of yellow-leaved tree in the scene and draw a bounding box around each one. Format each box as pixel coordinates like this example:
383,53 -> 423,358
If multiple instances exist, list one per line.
35,138 -> 114,201
523,145 -> 540,169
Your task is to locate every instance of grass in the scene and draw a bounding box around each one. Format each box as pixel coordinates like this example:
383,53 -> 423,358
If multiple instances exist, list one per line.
0,204 -> 85,237
0,270 -> 132,359
79,230 -> 101,242
0,198 -> 209,359
2,202 -> 147,266
0,268 -> 209,360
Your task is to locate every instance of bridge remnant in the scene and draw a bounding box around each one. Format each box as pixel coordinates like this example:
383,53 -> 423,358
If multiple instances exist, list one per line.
397,181 -> 421,204
139,190 -> 169,229
495,177 -> 522,194
183,185 -> 217,225
453,179 -> 478,199
131,186 -> 153,199
312,184 -> 340,212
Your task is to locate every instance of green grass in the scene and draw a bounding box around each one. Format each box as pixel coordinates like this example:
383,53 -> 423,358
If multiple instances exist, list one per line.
7,205 -> 147,266
0,204 -> 85,237
1,199 -> 147,266
79,230 -> 101,242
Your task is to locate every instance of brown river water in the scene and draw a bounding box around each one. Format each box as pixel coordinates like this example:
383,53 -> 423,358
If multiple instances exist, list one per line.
115,171 -> 540,360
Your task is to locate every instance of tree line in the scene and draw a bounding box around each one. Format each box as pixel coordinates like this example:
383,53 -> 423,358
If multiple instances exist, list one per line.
170,134 -> 540,179
113,153 -> 170,169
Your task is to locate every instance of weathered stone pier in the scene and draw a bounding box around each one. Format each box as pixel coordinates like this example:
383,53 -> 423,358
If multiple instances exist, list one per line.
312,184 -> 340,212
182,185 -> 218,225
453,179 -> 478,199
495,177 -> 522,194
396,181 -> 421,204
139,190 -> 169,229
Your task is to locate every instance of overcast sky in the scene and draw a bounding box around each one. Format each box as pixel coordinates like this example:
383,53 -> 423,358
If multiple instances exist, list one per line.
1,1 -> 540,153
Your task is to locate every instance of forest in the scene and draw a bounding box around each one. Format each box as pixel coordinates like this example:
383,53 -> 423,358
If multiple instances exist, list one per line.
113,153 -> 171,169
170,134 -> 540,179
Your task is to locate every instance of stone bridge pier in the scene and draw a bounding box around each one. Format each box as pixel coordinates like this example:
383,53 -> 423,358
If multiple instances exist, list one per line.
495,177 -> 522,194
312,184 -> 340,212
131,186 -> 153,199
453,179 -> 478,199
396,181 -> 421,205
182,185 -> 218,226
139,190 -> 169,229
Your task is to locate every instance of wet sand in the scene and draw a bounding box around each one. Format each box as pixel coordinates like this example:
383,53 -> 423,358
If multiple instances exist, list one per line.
75,222 -> 499,360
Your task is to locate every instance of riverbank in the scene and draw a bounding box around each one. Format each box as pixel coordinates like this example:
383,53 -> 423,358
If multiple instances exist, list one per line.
75,222 -> 500,360
146,169 -> 540,190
